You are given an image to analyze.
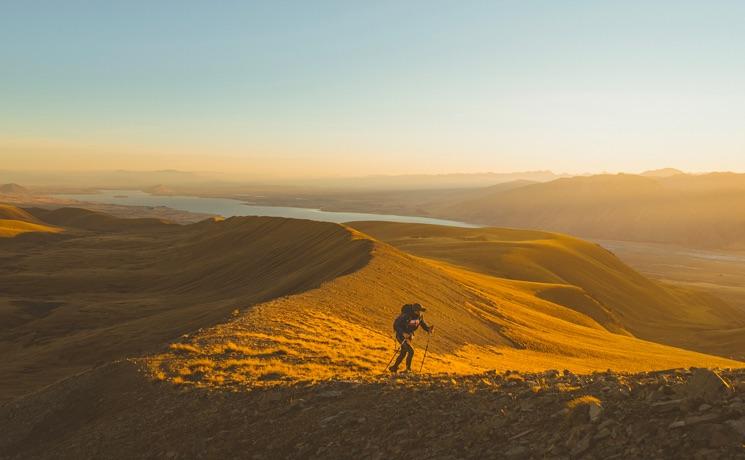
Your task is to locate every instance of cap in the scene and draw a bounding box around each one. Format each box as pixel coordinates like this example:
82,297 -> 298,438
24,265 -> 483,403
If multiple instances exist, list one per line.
412,303 -> 427,312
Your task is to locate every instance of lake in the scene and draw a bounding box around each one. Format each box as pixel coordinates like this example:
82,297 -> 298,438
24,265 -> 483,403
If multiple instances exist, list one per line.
54,190 -> 480,228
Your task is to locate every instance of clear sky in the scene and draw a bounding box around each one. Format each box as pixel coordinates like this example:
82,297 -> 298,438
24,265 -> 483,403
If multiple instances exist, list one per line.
2,1 -> 745,177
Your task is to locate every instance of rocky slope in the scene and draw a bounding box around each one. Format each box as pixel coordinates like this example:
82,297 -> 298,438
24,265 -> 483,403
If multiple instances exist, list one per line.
2,362 -> 745,459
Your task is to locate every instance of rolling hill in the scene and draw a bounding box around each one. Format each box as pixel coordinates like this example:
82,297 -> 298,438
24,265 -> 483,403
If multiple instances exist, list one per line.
0,204 -> 40,222
349,222 -> 745,358
139,218 -> 745,389
641,167 -> 685,177
1,206 -> 744,457
0,204 -> 61,238
2,206 -> 742,401
0,183 -> 30,195
0,209 -> 370,401
145,228 -> 741,392
27,206 -> 174,232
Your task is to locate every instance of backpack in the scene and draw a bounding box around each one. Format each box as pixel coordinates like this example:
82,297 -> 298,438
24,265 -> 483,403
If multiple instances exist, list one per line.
393,304 -> 414,331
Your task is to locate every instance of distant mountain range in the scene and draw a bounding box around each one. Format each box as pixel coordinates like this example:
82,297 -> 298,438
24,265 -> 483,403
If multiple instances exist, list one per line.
432,172 -> 745,249
0,169 -> 567,190
0,183 -> 29,195
301,171 -> 566,189
641,168 -> 685,178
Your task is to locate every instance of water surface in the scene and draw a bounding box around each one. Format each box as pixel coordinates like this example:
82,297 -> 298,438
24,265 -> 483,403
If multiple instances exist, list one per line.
54,190 -> 480,228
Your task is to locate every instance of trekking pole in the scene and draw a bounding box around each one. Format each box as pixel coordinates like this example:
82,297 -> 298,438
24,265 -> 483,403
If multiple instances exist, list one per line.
384,337 -> 408,371
419,331 -> 432,373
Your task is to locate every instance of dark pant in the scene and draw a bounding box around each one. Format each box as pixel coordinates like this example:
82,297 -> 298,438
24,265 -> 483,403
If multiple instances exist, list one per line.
391,335 -> 414,370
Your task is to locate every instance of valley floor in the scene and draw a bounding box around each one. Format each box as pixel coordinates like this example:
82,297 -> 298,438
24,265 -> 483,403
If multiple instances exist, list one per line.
596,239 -> 745,313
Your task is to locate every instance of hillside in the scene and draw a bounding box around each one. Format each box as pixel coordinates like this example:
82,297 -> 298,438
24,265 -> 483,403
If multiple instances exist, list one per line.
1,208 -> 744,457
0,204 -> 40,222
432,173 -> 745,249
140,221 -> 745,392
26,207 -> 175,232
349,222 -> 745,358
146,239 -> 741,392
145,184 -> 176,195
0,210 -> 371,401
306,179 -> 540,217
2,208 -> 741,395
0,183 -> 30,195
299,171 -> 561,190
642,167 -> 685,177
0,204 -> 61,238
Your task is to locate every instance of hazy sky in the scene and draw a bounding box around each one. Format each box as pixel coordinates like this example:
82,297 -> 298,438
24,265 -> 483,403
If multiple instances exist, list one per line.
2,1 -> 745,177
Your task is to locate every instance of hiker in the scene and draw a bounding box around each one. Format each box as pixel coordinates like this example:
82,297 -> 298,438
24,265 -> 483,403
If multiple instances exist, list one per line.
390,303 -> 434,373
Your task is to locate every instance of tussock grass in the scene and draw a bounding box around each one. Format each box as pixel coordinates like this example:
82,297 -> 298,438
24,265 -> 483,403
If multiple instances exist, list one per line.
169,343 -> 201,354
556,383 -> 581,392
148,307 -> 403,388
505,373 -> 525,383
567,395 -> 602,410
188,358 -> 215,368
222,341 -> 252,355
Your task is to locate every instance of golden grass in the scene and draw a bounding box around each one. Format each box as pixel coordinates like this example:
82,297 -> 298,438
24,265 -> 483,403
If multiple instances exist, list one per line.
145,223 -> 744,391
0,219 -> 62,237
168,343 -> 201,354
0,204 -> 38,221
147,308 -> 401,388
567,395 -> 602,410
351,221 -> 745,358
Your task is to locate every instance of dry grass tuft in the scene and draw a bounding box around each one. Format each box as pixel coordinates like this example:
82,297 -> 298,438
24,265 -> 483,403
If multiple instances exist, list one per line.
505,373 -> 525,383
567,395 -> 602,410
169,343 -> 201,354
556,383 -> 581,392
223,341 -> 252,355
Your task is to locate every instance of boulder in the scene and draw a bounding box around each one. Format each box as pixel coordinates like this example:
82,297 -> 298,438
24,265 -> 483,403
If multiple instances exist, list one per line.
689,423 -> 739,449
566,396 -> 603,425
569,432 -> 592,457
588,403 -> 603,422
725,417 -> 745,436
684,369 -> 732,403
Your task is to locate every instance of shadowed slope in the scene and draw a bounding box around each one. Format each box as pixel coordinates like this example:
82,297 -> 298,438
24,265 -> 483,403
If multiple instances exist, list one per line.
26,206 -> 174,232
0,212 -> 371,401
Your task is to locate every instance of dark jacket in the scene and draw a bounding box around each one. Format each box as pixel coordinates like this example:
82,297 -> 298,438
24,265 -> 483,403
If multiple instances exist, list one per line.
393,312 -> 431,339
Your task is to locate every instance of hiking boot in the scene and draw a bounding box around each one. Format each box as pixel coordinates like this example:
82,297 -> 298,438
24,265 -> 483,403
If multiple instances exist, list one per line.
389,366 -> 399,373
